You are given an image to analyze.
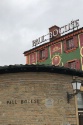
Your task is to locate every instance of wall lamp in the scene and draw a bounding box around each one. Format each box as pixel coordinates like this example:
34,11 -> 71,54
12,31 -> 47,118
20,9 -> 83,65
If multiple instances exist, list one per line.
67,79 -> 83,103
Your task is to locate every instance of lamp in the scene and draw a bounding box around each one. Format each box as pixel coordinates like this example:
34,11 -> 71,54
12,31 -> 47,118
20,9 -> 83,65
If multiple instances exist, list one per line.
67,79 -> 82,103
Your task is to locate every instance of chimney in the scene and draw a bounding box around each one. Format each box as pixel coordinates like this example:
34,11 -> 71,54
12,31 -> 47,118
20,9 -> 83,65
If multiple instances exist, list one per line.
49,25 -> 61,42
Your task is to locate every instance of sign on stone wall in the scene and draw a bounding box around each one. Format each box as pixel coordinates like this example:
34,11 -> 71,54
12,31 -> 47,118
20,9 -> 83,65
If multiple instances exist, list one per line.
6,99 -> 39,104
45,98 -> 54,108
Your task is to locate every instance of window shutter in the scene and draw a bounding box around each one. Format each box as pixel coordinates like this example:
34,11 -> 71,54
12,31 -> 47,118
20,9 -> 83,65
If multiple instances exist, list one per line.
75,59 -> 80,70
45,48 -> 48,59
79,34 -> 83,47
37,51 -> 40,61
63,41 -> 66,51
64,62 -> 68,68
73,35 -> 78,48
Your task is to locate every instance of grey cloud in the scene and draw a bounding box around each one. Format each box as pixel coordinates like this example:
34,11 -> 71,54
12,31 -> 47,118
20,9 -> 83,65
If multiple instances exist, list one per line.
0,0 -> 83,65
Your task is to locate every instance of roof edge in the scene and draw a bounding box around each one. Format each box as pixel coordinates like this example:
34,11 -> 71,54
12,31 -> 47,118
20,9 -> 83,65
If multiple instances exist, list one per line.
0,64 -> 83,77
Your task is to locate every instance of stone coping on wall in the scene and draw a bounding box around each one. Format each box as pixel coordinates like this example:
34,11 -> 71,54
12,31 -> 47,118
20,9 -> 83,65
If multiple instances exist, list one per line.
0,64 -> 83,77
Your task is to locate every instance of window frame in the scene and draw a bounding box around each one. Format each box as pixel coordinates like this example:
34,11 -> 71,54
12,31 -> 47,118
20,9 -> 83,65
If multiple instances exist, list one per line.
39,49 -> 46,60
64,59 -> 80,70
66,38 -> 74,50
63,35 -> 78,53
37,47 -> 48,62
68,60 -> 76,69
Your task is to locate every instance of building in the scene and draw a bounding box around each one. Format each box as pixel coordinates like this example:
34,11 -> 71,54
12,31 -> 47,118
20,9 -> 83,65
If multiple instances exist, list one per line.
0,65 -> 83,125
0,19 -> 83,125
24,19 -> 83,71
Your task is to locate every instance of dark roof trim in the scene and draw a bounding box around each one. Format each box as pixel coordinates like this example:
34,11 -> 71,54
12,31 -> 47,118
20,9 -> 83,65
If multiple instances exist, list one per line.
0,64 -> 83,77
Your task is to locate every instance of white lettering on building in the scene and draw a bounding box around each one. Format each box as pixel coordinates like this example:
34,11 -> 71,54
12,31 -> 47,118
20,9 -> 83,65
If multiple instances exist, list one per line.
32,19 -> 79,47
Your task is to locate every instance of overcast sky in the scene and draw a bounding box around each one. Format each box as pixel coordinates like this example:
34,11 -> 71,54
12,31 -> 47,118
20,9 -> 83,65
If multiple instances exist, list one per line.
0,0 -> 83,66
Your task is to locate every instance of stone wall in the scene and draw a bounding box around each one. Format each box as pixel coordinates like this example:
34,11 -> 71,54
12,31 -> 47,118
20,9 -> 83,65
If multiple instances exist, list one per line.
0,72 -> 77,125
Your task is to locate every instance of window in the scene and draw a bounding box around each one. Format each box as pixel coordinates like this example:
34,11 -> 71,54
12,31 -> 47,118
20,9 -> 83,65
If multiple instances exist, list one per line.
30,53 -> 36,64
78,112 -> 83,125
78,93 -> 83,125
66,38 -> 74,50
37,48 -> 48,61
64,59 -> 80,70
63,35 -> 78,52
77,93 -> 83,109
68,61 -> 76,69
39,49 -> 45,60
